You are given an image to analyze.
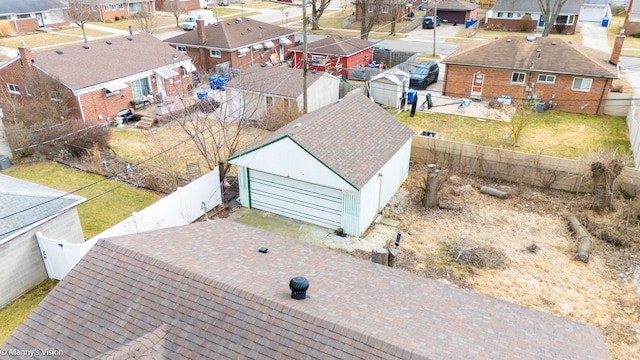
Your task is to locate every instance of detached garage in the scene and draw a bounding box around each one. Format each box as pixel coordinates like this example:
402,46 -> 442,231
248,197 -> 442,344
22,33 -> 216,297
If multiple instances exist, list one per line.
228,92 -> 413,236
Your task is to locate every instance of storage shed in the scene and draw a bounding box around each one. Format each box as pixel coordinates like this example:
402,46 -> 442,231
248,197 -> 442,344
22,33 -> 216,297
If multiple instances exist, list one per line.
369,67 -> 409,109
228,92 -> 414,236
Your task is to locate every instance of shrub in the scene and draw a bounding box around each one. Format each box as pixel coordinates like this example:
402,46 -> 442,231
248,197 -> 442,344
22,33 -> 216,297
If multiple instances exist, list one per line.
114,16 -> 120,21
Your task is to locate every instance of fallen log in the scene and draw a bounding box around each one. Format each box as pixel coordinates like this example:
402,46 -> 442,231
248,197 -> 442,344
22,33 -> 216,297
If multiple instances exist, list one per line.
480,186 -> 508,199
568,214 -> 592,263
439,200 -> 461,211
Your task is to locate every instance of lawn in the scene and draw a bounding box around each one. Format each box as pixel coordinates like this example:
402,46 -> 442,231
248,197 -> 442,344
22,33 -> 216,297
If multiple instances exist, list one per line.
0,280 -> 56,344
0,33 -> 81,49
607,16 -> 640,56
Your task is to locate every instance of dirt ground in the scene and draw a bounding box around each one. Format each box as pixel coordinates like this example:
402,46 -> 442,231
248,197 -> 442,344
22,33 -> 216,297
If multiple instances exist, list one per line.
352,163 -> 640,359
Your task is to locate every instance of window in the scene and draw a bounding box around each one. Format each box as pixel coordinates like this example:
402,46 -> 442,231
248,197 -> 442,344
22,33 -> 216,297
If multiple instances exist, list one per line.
266,96 -> 274,108
111,4 -> 117,10
210,49 -> 221,58
555,15 -> 575,25
0,15 -> 10,20
104,5 -> 110,11
507,12 -> 514,18
572,78 -> 592,92
537,74 -> 556,84
17,14 -> 31,19
118,4 -> 124,10
131,78 -> 151,99
497,12 -> 503,17
8,84 -> 20,94
311,55 -> 326,65
381,5 -> 388,13
177,46 -> 186,53
511,72 -> 525,84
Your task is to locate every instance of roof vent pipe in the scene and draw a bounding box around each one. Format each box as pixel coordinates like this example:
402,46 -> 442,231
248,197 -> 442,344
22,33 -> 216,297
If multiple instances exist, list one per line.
289,277 -> 309,300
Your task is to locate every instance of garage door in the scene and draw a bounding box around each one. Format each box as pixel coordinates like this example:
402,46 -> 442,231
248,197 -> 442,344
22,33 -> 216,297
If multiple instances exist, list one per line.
249,170 -> 342,229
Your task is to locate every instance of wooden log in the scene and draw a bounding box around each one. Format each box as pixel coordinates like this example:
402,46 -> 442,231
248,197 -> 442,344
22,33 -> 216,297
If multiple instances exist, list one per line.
439,200 -> 461,211
480,186 -> 508,199
568,214 -> 592,263
371,248 -> 389,266
387,247 -> 399,268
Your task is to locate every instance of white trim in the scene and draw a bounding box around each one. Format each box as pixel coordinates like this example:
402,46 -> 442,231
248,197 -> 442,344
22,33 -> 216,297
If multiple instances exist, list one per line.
263,41 -> 275,49
279,37 -> 292,45
153,68 -> 179,79
102,81 -> 128,92
252,44 -> 264,51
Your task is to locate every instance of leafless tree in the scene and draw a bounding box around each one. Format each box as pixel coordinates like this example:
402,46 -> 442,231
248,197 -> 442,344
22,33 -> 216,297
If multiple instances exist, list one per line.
495,97 -> 534,147
536,0 -> 569,36
67,0 -> 94,43
309,0 -> 332,30
134,10 -> 157,34
354,0 -> 383,40
19,71 -> 76,125
163,0 -> 185,28
388,0 -> 405,36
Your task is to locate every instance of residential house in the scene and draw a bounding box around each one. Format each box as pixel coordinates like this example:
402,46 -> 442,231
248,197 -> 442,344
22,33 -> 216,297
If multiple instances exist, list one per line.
156,0 -> 214,11
224,64 -> 340,121
67,0 -> 154,22
353,0 -> 423,23
485,0 -> 582,33
164,17 -> 296,74
441,36 -> 620,115
0,174 -> 85,309
579,0 -> 612,23
369,67 -> 410,108
625,0 -> 640,34
290,35 -> 376,80
4,219 -> 610,358
228,93 -> 413,236
0,33 -> 193,125
434,0 -> 480,25
0,0 -> 69,34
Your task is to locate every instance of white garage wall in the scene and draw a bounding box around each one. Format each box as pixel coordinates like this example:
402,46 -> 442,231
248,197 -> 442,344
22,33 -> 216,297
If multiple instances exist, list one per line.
305,74 -> 341,112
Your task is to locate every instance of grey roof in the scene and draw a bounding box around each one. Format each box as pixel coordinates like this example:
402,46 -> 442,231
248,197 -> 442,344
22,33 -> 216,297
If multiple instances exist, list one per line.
436,0 -> 480,11
229,92 -> 414,189
290,35 -> 375,56
0,0 -> 68,15
442,36 -> 618,78
225,65 -> 328,98
4,220 -> 610,359
0,174 -> 85,242
28,33 -> 189,90
164,17 -> 296,50
492,0 -> 583,13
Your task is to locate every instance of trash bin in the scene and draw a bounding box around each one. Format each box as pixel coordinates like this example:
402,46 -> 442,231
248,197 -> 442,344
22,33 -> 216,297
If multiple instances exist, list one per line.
407,89 -> 416,104
601,18 -> 609,27
534,102 -> 545,113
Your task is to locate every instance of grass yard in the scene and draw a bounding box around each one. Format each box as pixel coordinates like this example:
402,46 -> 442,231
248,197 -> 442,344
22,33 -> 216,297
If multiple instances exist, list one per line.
0,33 -> 81,49
607,16 -> 640,56
3,162 -> 161,239
0,280 -> 56,344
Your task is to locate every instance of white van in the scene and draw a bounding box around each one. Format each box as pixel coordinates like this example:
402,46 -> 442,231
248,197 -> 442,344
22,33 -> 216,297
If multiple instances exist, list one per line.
182,10 -> 215,31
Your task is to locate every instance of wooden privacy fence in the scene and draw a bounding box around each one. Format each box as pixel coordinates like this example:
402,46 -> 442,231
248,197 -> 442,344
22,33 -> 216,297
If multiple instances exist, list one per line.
411,136 -> 640,195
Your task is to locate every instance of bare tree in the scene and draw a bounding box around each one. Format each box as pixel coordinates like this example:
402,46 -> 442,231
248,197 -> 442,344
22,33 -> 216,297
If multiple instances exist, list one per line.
67,0 -> 94,43
388,0 -> 405,36
309,0 -> 332,30
536,0 -> 570,37
499,98 -> 534,147
163,0 -> 184,28
134,10 -> 157,34
591,159 -> 625,213
354,0 -> 383,40
20,72 -> 76,125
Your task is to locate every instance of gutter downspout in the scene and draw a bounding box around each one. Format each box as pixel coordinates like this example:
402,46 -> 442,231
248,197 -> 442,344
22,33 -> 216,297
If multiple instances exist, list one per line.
596,77 -> 609,115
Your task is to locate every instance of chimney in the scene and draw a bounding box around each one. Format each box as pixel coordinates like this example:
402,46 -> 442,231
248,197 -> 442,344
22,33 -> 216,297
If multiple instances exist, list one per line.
196,18 -> 206,45
18,40 -> 33,70
610,31 -> 625,66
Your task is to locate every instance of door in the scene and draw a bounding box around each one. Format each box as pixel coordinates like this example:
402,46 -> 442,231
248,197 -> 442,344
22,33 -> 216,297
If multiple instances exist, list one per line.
155,75 -> 165,98
36,13 -> 45,27
249,170 -> 342,229
538,17 -> 544,28
470,72 -> 484,100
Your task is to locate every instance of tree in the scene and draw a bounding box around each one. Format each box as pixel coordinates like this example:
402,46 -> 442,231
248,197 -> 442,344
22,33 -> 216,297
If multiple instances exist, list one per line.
309,0 -> 332,31
536,0 -> 569,37
388,0 -> 405,36
500,98 -> 534,147
67,0 -> 93,43
134,10 -> 157,34
354,0 -> 383,40
163,0 -> 184,28
591,159 -> 625,214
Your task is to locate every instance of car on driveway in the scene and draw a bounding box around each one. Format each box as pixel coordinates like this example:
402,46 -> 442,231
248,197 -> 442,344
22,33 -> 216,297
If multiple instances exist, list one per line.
423,16 -> 441,29
409,62 -> 439,89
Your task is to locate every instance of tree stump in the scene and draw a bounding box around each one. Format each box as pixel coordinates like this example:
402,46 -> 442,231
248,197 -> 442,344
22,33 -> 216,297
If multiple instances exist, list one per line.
388,247 -> 399,268
422,169 -> 439,208
371,248 -> 389,266
480,186 -> 508,199
568,214 -> 592,263
592,159 -> 624,213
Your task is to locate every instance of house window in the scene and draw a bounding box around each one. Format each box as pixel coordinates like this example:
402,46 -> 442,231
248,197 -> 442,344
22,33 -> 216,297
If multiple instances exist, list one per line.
311,55 -> 326,66
537,74 -> 556,84
381,5 -> 388,13
111,4 -> 117,10
181,66 -> 188,77
497,12 -> 503,17
17,14 -> 31,19
368,4 -> 374,12
507,12 -> 514,18
8,84 -> 20,94
119,4 -> 125,10
177,46 -> 186,53
0,15 -> 10,20
555,15 -> 575,25
104,5 -> 110,11
511,72 -> 526,84
266,96 -> 274,108
131,78 -> 151,99
572,78 -> 592,92
210,50 -> 221,58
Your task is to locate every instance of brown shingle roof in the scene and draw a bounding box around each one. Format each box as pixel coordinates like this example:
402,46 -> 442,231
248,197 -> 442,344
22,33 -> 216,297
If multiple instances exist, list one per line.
290,35 -> 375,56
4,220 -> 610,359
436,0 -> 480,11
229,92 -> 414,189
164,17 -> 295,50
224,64 -> 328,98
442,36 -> 618,78
31,33 -> 190,90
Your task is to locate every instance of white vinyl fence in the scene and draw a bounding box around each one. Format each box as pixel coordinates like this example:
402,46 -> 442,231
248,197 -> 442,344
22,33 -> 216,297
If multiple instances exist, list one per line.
37,168 -> 222,280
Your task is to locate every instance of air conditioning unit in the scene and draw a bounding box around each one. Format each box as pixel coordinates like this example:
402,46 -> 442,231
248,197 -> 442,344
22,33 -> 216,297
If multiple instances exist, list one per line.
0,155 -> 12,171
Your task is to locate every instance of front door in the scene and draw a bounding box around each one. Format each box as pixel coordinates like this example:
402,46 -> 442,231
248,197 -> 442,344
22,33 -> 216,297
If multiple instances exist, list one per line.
36,13 -> 45,27
470,72 -> 484,100
155,75 -> 165,98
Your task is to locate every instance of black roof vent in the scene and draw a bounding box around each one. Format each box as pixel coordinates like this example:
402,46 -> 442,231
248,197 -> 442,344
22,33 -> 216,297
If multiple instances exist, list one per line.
106,41 -> 112,45
127,37 -> 133,41
83,45 -> 89,49
55,50 -> 63,55
289,277 -> 309,300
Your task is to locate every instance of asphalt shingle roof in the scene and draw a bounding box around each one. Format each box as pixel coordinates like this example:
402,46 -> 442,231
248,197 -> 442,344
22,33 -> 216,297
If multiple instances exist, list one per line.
492,0 -> 582,13
0,0 -> 67,14
442,36 -> 618,78
4,220 -> 610,359
225,65 -> 328,98
436,0 -> 480,11
230,92 -> 414,189
0,174 -> 85,241
290,35 -> 375,56
29,33 -> 189,90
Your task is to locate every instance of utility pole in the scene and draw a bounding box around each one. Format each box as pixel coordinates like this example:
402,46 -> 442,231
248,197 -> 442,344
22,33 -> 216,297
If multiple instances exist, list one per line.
302,1 -> 308,114
432,0 -> 437,57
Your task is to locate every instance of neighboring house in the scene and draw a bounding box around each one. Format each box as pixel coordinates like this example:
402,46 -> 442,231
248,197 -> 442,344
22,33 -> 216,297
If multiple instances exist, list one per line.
0,0 -> 69,34
164,17 -> 296,74
290,35 -> 376,80
156,0 -> 213,11
0,33 -> 193,124
625,0 -> 640,34
434,0 -> 480,24
579,0 -> 611,22
354,0 -> 423,23
485,0 -> 582,33
441,36 -> 620,115
67,0 -> 154,22
228,93 -> 413,236
4,220 -> 611,358
369,67 -> 409,108
224,64 -> 340,121
0,174 -> 85,309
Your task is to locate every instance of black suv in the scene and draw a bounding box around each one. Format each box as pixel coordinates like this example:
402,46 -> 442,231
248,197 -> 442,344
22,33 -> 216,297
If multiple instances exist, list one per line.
409,62 -> 439,89
422,16 -> 441,29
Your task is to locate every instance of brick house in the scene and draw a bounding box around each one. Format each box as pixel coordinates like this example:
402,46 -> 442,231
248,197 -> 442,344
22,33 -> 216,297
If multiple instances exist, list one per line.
441,36 -> 620,115
354,0 -> 424,23
156,0 -> 214,11
624,0 -> 640,35
485,0 -> 582,34
434,0 -> 480,25
290,35 -> 375,79
0,33 -> 193,124
67,0 -> 155,22
0,0 -> 69,34
164,17 -> 296,74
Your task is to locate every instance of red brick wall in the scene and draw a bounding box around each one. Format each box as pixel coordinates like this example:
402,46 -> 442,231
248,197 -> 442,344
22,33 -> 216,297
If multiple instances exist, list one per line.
625,20 -> 640,35
291,48 -> 373,79
443,64 -> 611,115
486,18 -> 577,34
354,0 -> 423,22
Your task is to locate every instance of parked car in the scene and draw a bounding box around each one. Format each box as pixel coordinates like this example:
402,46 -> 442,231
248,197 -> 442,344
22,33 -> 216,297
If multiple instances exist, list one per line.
422,16 -> 441,29
114,108 -> 142,125
409,62 -> 439,89
218,0 -> 229,6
